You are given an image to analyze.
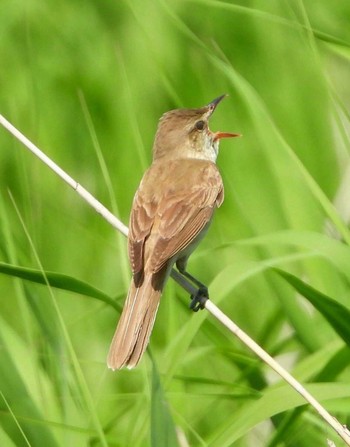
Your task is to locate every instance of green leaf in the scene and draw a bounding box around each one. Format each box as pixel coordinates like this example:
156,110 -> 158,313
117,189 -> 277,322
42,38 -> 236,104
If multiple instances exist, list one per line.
0,261 -> 120,311
0,320 -> 60,447
151,361 -> 179,447
274,268 -> 350,346
235,230 -> 350,282
208,382 -> 350,447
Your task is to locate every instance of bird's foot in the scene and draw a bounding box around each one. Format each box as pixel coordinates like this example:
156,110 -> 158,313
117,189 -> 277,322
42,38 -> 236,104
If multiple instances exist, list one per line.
189,286 -> 209,312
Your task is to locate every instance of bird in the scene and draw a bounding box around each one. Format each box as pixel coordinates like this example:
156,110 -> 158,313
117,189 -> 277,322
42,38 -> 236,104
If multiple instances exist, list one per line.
107,94 -> 239,370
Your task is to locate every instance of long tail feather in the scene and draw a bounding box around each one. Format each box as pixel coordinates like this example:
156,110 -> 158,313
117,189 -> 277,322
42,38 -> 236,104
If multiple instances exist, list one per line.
107,270 -> 165,369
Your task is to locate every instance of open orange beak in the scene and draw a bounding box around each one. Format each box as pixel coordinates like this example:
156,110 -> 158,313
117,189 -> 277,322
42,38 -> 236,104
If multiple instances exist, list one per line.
207,95 -> 241,141
213,131 -> 241,141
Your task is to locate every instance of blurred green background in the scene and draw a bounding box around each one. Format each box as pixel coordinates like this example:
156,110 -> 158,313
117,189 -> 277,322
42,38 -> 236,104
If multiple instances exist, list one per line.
1,1 -> 350,446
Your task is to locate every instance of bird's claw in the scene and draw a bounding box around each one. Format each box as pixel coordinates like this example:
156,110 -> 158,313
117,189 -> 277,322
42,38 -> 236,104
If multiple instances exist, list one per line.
189,287 -> 209,312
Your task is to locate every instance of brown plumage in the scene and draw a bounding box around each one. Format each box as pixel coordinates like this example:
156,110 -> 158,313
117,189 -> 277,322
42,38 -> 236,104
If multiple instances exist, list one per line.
107,95 -> 239,370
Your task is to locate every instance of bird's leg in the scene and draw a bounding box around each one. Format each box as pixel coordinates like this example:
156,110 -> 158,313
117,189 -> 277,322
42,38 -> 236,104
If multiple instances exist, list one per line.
175,259 -> 209,312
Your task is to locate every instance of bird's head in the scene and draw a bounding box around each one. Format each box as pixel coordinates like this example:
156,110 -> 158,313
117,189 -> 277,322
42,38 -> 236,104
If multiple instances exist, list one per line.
153,95 -> 240,162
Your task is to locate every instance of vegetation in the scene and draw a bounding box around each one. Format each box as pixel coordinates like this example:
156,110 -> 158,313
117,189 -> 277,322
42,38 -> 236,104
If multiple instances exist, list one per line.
1,1 -> 350,446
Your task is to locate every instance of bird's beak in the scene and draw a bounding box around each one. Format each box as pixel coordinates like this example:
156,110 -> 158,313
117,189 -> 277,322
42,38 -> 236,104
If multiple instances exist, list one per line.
213,131 -> 241,141
206,94 -> 241,140
207,94 -> 227,115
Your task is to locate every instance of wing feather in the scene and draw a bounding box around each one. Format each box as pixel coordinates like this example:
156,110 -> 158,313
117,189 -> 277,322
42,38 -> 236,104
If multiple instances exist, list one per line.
128,158 -> 223,275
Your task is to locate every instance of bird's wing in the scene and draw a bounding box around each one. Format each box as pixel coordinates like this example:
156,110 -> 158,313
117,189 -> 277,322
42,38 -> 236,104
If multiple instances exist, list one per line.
128,159 -> 223,275
128,172 -> 157,275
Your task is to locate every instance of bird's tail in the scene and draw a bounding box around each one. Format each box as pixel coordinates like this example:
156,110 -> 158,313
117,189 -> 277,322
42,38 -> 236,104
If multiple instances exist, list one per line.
107,270 -> 166,370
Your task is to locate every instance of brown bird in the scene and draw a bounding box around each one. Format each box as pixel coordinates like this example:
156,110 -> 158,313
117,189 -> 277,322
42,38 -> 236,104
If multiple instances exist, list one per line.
107,95 -> 239,370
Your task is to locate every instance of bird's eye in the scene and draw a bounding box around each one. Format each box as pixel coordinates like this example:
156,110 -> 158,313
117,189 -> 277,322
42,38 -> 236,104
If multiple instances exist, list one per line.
195,120 -> 205,131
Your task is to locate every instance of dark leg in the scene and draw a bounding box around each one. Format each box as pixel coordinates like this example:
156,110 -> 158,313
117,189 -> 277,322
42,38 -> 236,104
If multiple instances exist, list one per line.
176,260 -> 209,312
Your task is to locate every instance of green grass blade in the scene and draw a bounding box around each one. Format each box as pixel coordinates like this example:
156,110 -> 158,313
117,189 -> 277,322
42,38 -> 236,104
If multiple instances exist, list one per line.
236,230 -> 350,282
151,361 -> 179,447
0,261 -> 120,311
275,268 -> 350,346
0,328 -> 59,447
208,382 -> 350,447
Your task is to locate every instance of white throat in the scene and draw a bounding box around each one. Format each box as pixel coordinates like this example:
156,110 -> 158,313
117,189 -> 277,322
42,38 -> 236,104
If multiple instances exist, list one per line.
190,137 -> 219,163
